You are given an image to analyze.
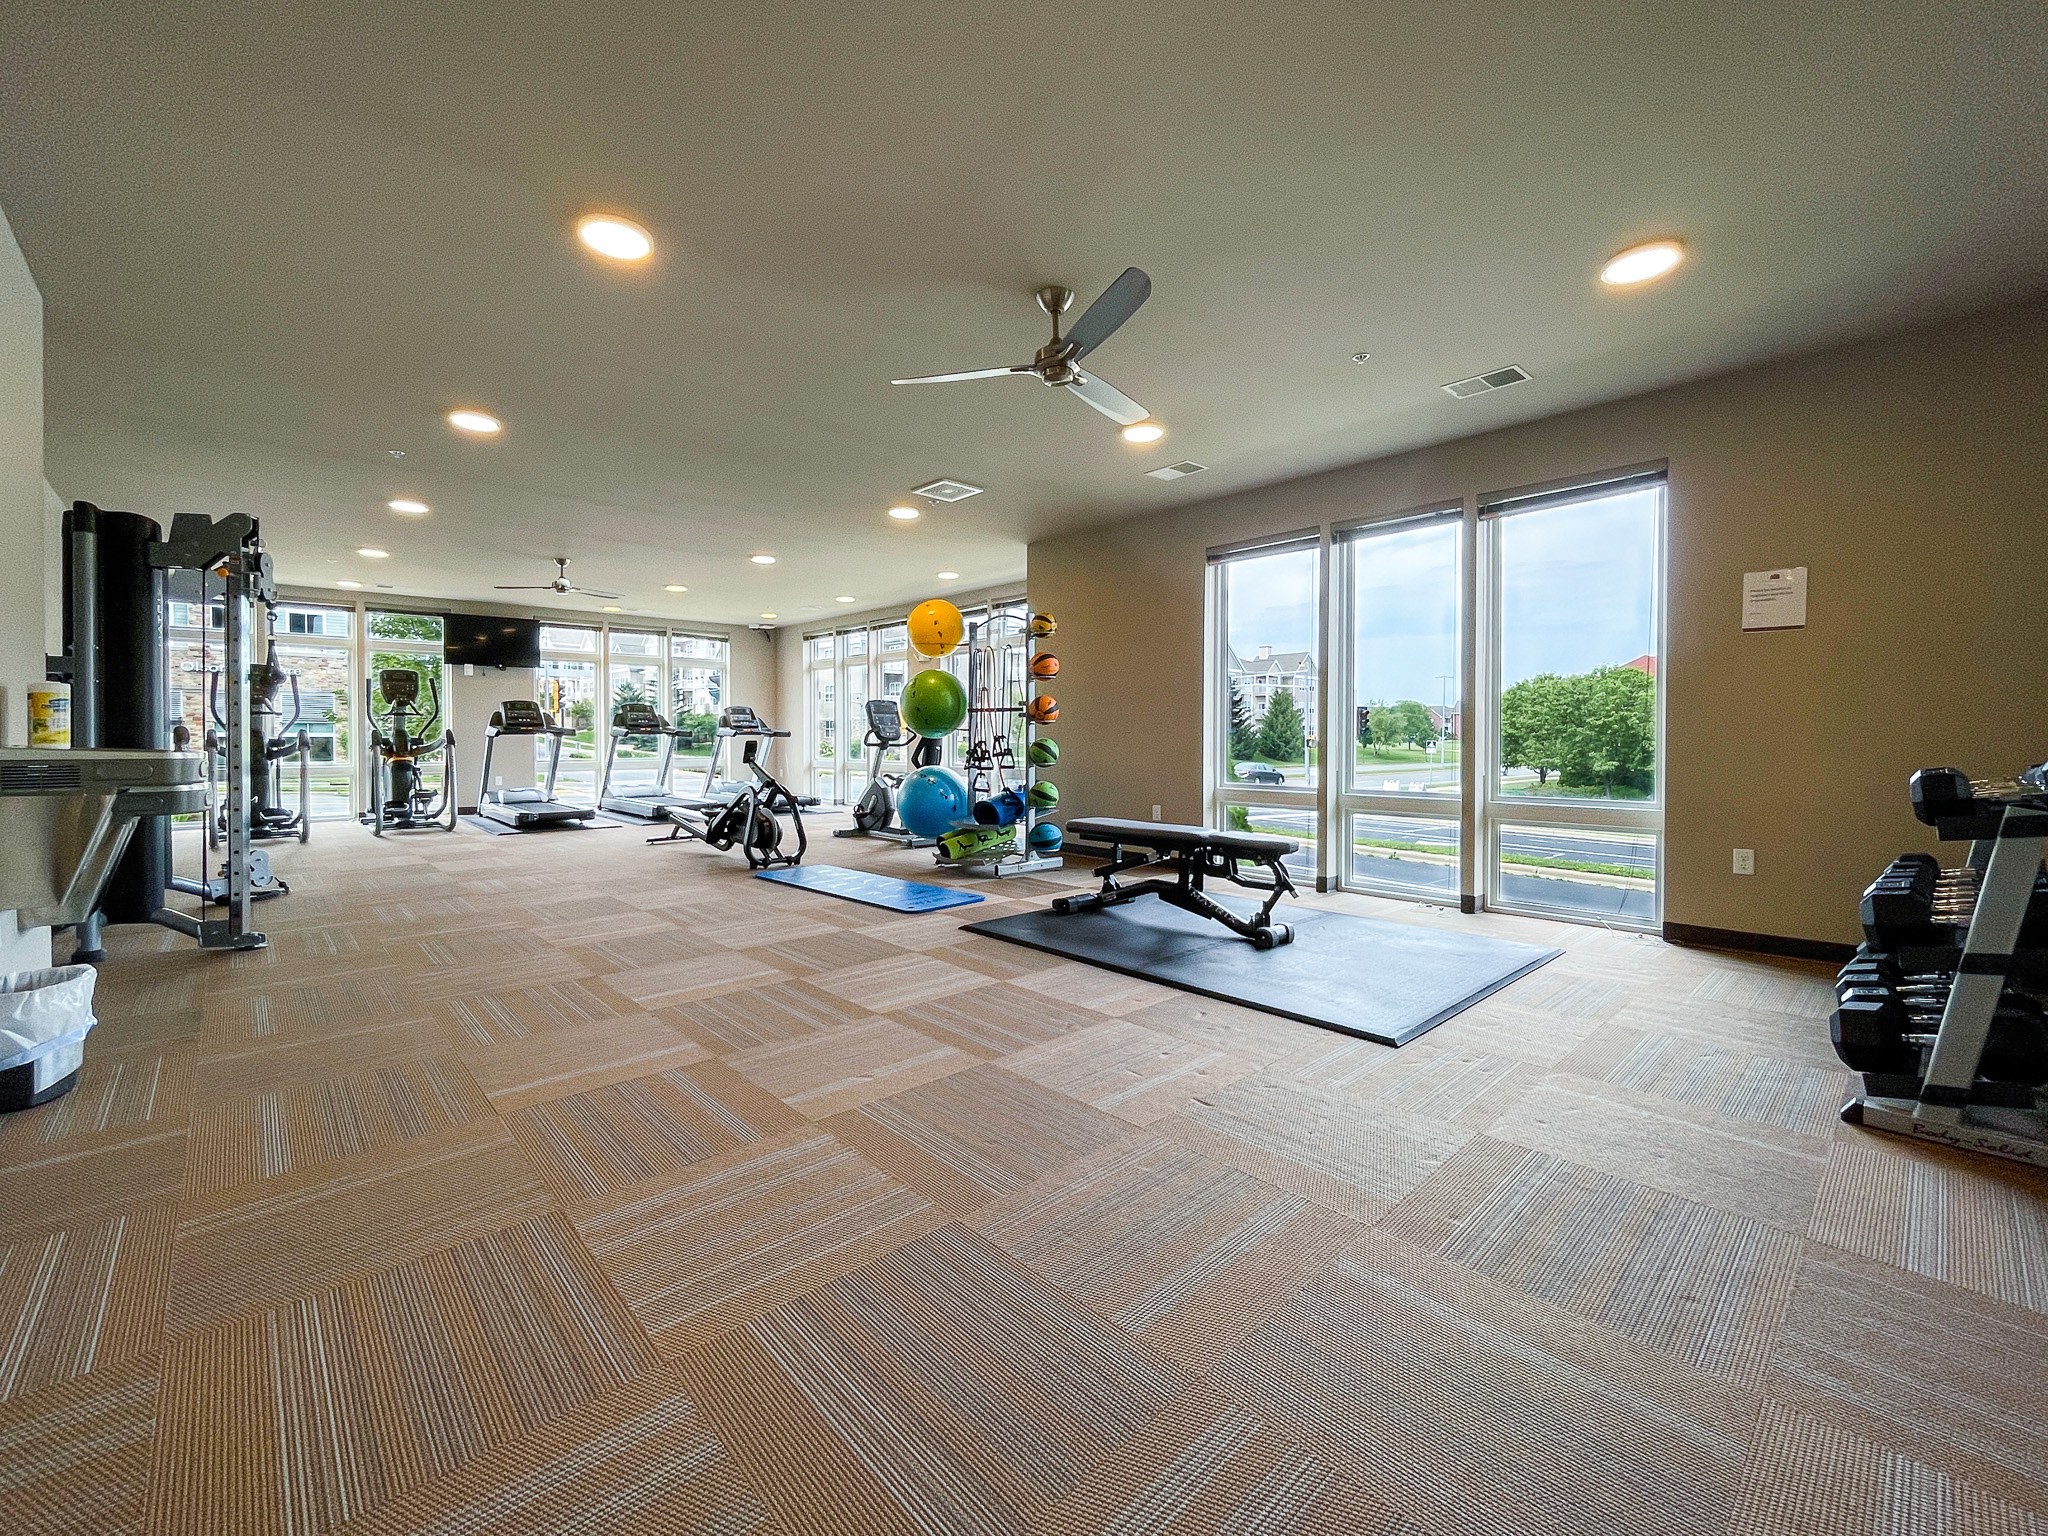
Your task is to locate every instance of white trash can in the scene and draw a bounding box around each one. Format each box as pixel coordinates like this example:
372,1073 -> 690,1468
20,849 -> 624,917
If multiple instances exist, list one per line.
0,965 -> 99,1111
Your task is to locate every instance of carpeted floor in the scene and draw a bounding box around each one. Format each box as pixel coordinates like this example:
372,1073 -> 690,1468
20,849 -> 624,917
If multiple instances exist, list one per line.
4,816 -> 2047,1535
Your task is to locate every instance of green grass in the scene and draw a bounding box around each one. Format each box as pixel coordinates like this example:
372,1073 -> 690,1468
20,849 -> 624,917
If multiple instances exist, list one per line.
1354,741 -> 1460,766
1500,780 -> 1652,801
1501,852 -> 1649,880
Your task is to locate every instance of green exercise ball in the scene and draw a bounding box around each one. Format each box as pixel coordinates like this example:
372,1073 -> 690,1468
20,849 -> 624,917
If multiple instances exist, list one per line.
1027,737 -> 1059,767
1027,780 -> 1058,809
899,667 -> 968,738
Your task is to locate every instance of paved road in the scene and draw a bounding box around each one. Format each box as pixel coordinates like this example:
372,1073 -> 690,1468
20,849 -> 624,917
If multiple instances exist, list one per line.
1245,809 -> 1656,873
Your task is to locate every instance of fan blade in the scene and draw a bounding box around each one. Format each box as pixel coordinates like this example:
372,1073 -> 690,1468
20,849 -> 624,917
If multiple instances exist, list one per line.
891,365 -> 1034,385
1064,267 -> 1151,361
1065,371 -> 1148,426
494,584 -> 556,590
571,587 -> 624,601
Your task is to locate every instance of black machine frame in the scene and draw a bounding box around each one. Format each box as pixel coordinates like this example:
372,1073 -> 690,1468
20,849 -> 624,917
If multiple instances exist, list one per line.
1052,817 -> 1300,948
651,718 -> 816,870
363,667 -> 457,835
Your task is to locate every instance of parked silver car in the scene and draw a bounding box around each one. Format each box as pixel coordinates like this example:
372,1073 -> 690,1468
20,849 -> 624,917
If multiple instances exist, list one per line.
1233,761 -> 1286,785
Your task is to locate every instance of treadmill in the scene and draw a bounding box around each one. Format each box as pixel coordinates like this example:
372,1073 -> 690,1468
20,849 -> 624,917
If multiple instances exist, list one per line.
693,706 -> 788,802
475,700 -> 595,829
598,704 -> 699,820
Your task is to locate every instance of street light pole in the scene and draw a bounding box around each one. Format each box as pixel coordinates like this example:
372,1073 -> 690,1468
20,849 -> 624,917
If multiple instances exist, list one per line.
1436,674 -> 1453,765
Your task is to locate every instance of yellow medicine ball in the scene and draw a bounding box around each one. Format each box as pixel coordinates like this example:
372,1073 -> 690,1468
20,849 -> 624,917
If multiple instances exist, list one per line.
908,599 -> 965,658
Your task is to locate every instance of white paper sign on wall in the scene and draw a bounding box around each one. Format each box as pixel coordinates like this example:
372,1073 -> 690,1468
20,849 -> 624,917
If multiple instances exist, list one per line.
1741,567 -> 1807,631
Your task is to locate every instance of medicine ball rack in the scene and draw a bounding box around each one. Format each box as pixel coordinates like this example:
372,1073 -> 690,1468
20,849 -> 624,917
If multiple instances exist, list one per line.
1833,759 -> 2048,1168
936,611 -> 1060,877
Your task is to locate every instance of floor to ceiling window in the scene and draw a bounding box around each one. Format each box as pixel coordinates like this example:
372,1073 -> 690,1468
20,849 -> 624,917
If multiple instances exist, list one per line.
1337,509 -> 1461,901
267,601 -> 357,820
1482,473 -> 1664,924
364,611 -> 447,820
538,625 -> 601,805
1211,536 -> 1321,879
605,629 -> 666,796
669,633 -> 728,785
1206,469 -> 1664,928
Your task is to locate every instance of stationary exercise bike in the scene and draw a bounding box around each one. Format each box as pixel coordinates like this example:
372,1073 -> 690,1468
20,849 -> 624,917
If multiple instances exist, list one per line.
362,668 -> 457,834
833,698 -> 938,847
652,720 -> 818,869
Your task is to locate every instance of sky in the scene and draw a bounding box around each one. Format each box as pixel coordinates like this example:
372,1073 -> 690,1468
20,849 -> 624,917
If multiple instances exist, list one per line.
1228,488 -> 1658,707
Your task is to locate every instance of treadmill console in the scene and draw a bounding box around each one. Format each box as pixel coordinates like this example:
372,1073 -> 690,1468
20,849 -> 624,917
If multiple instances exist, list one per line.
494,700 -> 551,733
613,705 -> 666,732
719,706 -> 764,733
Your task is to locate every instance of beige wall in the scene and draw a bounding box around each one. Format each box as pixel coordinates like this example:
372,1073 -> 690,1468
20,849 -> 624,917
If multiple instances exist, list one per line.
0,204 -> 44,748
1030,295 -> 2048,947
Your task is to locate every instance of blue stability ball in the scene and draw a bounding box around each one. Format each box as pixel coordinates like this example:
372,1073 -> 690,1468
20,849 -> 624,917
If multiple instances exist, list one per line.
1027,820 -> 1064,852
897,766 -> 974,837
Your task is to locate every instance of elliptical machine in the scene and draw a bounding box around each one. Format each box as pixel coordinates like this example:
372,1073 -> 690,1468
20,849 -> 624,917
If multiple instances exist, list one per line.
362,668 -> 457,834
188,657 -> 306,903
833,698 -> 937,847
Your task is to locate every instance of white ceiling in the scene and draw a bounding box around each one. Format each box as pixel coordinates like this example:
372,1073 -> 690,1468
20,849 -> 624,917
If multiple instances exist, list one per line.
4,1 -> 2044,627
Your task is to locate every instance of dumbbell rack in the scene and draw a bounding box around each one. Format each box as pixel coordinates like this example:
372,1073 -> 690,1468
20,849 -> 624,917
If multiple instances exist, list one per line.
935,613 -> 1061,878
1836,763 -> 2048,1168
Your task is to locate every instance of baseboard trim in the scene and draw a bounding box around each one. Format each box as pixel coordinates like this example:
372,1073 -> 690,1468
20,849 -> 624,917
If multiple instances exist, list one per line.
1662,921 -> 1855,964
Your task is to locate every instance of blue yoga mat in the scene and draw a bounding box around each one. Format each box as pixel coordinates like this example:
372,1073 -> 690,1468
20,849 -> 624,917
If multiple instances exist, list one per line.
755,864 -> 985,912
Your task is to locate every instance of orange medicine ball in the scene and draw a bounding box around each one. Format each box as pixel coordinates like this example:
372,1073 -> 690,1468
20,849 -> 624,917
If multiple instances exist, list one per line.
1030,652 -> 1059,679
1025,694 -> 1059,724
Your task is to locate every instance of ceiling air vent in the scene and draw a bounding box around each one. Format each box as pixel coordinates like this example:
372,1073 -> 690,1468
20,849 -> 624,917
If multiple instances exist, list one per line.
1145,461 -> 1208,481
1442,365 -> 1531,399
912,478 -> 984,502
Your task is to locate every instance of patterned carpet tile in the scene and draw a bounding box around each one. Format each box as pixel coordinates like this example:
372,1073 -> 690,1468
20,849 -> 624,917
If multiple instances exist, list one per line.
0,1129 -> 188,1237
0,1041 -> 190,1162
1166,1077 -> 1471,1223
1555,1025 -> 1852,1136
596,949 -> 789,1009
1027,1382 -> 1413,1536
1380,1136 -> 1802,1386
828,1065 -> 1134,1214
1688,965 -> 1835,1019
169,1121 -> 553,1335
154,1210 -> 661,1536
896,982 -> 1106,1059
700,911 -> 847,950
558,925 -> 732,973
183,1053 -> 495,1198
1002,1022 -> 1261,1126
323,1366 -> 779,1536
575,1128 -> 944,1356
1600,993 -> 1847,1073
1487,1078 -> 1827,1233
926,938 -> 1072,982
1126,994 -> 1323,1068
458,1014 -> 709,1111
666,978 -> 878,1052
1730,1400 -> 2048,1535
0,1352 -> 157,1535
1011,962 -> 1183,1017
198,967 -> 418,1040
806,951 -> 994,1011
1264,1036 -> 1537,1130
1209,1231 -> 1757,1536
431,978 -> 627,1046
190,1015 -> 468,1099
0,1204 -> 173,1403
687,1224 -> 1190,1535
973,1136 -> 1362,1372
1810,1133 -> 2048,1313
1767,1240 -> 2048,1512
507,1059 -> 804,1204
729,1017 -> 974,1119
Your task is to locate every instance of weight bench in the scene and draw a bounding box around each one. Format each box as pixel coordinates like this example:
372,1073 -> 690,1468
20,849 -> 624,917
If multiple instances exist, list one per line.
1053,817 -> 1300,949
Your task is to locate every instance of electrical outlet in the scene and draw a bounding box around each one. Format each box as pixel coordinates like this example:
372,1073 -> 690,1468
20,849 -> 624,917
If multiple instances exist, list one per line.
1732,848 -> 1755,875
1152,804 -> 1162,820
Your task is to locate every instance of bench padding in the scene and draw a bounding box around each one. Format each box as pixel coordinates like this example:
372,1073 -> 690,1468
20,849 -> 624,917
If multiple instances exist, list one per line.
1068,816 -> 1297,861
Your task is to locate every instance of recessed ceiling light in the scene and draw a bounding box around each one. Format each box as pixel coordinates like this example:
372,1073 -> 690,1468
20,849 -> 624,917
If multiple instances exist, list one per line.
835,595 -> 856,603
386,449 -> 406,458
887,505 -> 921,521
937,571 -> 960,581
577,215 -> 653,261
663,583 -> 688,592
336,580 -> 363,589
1351,351 -> 1372,364
447,409 -> 502,435
750,554 -> 776,565
387,498 -> 429,515
1121,421 -> 1165,444
601,604 -> 622,613
761,611 -> 778,619
356,547 -> 389,559
1600,239 -> 1685,287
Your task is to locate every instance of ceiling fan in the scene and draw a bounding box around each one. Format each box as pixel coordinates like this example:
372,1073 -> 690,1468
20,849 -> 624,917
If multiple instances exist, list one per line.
892,267 -> 1154,426
494,557 -> 621,602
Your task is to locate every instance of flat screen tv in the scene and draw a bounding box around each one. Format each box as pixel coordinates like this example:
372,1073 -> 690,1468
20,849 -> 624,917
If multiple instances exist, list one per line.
443,614 -> 542,669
